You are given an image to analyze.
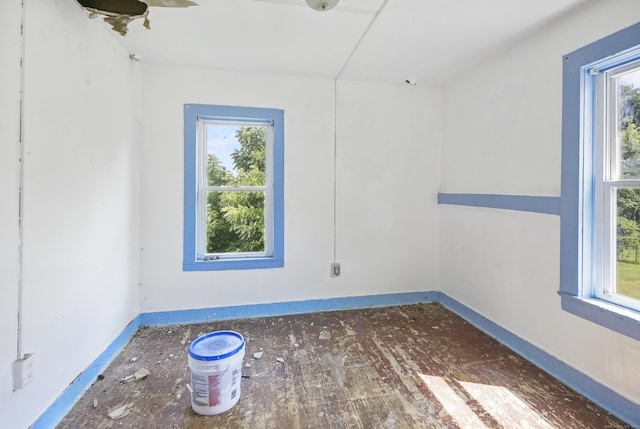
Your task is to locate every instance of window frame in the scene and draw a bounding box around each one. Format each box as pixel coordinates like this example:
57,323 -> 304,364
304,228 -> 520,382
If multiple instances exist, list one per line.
196,119 -> 274,260
593,58 -> 640,312
183,104 -> 284,271
560,22 -> 640,340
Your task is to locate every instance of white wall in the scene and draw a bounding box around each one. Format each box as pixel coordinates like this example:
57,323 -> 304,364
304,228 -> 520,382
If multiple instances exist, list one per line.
440,0 -> 640,407
336,81 -> 442,294
139,65 -> 442,312
0,1 -> 142,427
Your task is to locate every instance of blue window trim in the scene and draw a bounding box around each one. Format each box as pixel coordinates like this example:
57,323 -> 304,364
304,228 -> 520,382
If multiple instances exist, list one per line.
560,22 -> 640,341
183,104 -> 284,271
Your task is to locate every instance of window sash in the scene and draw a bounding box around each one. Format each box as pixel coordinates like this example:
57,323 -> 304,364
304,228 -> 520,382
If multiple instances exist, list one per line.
593,60 -> 640,312
195,117 -> 275,260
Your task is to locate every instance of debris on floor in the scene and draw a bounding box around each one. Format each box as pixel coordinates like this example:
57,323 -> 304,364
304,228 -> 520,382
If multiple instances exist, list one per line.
253,351 -> 264,360
107,403 -> 133,420
319,330 -> 331,340
134,367 -> 150,380
276,357 -> 285,364
121,367 -> 150,383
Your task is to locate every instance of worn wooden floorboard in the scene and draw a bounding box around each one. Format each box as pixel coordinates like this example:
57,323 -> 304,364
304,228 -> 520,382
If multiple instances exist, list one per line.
56,303 -> 631,428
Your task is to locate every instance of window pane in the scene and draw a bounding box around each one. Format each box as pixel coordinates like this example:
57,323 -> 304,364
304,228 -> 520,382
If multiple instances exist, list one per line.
616,187 -> 640,301
206,191 -> 265,254
618,67 -> 640,179
207,124 -> 267,187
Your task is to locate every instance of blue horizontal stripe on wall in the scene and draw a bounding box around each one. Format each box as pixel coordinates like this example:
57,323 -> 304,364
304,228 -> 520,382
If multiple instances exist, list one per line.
438,193 -> 561,215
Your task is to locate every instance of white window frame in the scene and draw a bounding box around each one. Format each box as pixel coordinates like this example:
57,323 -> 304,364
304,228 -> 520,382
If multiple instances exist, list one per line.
196,118 -> 275,260
592,58 -> 640,312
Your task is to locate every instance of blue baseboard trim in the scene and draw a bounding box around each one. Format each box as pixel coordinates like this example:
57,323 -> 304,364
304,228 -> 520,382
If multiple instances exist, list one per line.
31,316 -> 141,429
32,291 -> 639,428
438,294 -> 640,428
438,193 -> 561,216
140,291 -> 439,326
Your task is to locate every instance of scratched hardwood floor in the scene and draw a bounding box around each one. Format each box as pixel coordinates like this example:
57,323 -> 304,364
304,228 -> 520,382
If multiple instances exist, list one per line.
56,303 -> 631,428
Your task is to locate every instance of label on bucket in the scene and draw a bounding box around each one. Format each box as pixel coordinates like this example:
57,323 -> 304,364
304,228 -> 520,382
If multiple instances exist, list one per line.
230,368 -> 239,400
191,373 -> 221,406
190,368 -> 241,407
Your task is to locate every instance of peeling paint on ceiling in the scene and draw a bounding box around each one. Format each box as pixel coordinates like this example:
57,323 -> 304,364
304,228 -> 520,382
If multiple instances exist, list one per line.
101,13 -> 150,36
76,0 -> 197,36
77,0 -> 149,36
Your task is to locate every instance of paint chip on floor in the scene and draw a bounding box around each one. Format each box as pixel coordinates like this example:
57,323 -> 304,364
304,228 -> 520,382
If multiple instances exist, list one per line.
107,403 -> 133,420
319,330 -> 331,340
134,368 -> 150,380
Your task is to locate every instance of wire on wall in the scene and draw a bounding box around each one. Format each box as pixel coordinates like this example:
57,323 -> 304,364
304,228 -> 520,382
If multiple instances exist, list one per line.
331,0 -> 390,268
17,0 -> 27,360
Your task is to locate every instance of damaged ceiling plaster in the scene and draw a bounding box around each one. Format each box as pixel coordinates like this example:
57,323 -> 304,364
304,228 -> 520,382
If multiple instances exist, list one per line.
77,0 -> 197,36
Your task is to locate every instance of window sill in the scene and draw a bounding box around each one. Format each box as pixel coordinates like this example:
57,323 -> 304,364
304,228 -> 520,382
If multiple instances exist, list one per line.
183,257 -> 284,271
559,293 -> 640,341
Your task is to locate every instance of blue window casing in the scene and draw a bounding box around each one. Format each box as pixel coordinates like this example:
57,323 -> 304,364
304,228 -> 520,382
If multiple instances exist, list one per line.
560,22 -> 640,340
183,104 -> 284,271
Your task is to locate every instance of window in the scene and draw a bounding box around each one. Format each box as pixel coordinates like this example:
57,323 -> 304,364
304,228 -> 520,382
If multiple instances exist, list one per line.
560,22 -> 640,340
183,104 -> 284,271
593,59 -> 640,311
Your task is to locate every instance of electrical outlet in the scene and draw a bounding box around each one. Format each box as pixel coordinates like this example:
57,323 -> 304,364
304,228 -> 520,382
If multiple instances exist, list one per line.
12,353 -> 35,390
331,262 -> 341,277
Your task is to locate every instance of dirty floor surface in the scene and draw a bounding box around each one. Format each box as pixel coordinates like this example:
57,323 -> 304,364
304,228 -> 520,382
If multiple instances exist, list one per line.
56,303 -> 631,428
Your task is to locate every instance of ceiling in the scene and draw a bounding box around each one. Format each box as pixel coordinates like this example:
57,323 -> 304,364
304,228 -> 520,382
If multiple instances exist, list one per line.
91,0 -> 589,86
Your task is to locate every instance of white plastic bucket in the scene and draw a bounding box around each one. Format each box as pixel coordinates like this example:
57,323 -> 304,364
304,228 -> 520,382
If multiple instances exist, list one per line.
188,330 -> 245,415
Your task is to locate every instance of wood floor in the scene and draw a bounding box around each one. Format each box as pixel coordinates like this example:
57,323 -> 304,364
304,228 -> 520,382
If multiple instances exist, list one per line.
56,303 -> 631,428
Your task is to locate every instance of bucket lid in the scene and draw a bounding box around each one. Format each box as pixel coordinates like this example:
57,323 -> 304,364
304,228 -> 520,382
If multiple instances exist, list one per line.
189,331 -> 245,361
